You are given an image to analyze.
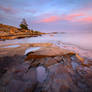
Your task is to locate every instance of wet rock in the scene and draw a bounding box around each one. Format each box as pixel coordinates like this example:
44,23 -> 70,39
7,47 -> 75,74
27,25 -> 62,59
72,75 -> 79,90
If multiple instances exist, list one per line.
0,62 -> 37,92
76,66 -> 92,89
1,46 -> 92,92
38,54 -> 92,92
41,63 -> 80,92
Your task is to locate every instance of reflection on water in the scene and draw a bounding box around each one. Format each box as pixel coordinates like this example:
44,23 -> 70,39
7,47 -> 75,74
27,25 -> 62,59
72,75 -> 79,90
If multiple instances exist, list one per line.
2,45 -> 20,48
24,47 -> 40,55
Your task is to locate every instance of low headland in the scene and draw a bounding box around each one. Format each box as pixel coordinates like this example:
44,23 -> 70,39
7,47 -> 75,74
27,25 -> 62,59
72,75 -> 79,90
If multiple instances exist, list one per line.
0,24 -> 44,40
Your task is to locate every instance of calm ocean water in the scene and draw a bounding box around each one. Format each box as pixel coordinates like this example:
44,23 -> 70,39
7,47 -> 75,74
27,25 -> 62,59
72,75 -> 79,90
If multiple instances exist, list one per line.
54,32 -> 92,51
0,32 -> 92,58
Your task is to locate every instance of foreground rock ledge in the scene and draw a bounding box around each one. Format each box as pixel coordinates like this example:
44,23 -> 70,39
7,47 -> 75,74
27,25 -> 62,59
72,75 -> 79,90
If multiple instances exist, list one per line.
25,47 -> 75,60
0,46 -> 92,92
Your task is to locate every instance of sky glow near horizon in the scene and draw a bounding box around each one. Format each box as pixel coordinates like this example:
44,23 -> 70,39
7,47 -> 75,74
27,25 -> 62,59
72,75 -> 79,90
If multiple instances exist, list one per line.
0,0 -> 92,32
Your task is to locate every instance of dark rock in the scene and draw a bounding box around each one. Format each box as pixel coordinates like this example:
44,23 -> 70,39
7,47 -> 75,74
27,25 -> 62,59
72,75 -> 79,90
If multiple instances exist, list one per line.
1,47 -> 92,92
41,64 -> 79,92
0,62 -> 37,92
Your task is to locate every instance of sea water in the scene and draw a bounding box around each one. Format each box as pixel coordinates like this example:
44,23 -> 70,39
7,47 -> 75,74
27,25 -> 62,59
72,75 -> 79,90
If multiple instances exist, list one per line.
0,32 -> 92,58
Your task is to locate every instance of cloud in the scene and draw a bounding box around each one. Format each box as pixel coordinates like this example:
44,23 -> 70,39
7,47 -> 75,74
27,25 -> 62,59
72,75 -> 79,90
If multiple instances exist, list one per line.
63,13 -> 84,21
35,4 -> 92,24
0,6 -> 17,14
39,16 -> 60,23
0,0 -> 92,32
37,13 -> 84,23
77,17 -> 92,22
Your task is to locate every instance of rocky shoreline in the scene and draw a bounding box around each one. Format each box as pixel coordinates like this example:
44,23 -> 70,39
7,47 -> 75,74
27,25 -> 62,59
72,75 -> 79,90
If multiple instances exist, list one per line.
0,34 -> 42,40
0,43 -> 92,92
0,24 -> 43,40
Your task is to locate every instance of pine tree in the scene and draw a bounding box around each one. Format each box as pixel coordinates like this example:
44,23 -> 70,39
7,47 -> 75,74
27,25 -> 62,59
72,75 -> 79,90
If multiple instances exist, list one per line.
20,18 -> 28,30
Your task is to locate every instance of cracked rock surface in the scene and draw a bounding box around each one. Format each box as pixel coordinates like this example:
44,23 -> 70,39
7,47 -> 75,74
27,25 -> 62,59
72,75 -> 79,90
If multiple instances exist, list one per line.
0,46 -> 92,92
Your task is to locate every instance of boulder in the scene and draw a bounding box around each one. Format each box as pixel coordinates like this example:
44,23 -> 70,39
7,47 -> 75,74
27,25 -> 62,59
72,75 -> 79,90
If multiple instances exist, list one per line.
25,47 -> 74,60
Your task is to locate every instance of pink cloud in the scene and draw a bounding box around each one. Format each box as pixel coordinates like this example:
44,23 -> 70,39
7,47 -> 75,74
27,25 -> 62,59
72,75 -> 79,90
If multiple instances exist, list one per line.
38,13 -> 84,23
40,16 -> 60,23
64,13 -> 84,21
77,17 -> 92,22
0,6 -> 17,14
34,7 -> 92,24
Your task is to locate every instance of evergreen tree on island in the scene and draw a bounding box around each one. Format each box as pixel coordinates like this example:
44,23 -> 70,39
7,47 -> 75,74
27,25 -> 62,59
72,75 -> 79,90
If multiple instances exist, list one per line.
20,18 -> 28,30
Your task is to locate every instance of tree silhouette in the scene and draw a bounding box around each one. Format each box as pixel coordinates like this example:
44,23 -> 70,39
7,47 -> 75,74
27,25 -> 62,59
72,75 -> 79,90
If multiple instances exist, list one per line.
20,18 -> 28,30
